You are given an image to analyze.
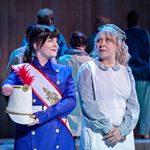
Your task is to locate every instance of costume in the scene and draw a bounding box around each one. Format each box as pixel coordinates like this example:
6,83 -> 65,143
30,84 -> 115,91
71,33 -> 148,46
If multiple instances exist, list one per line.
57,49 -> 91,136
78,59 -> 140,150
4,57 -> 76,150
125,26 -> 150,135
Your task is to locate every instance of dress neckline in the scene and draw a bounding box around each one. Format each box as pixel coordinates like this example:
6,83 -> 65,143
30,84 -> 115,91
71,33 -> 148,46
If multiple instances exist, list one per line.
94,58 -> 120,71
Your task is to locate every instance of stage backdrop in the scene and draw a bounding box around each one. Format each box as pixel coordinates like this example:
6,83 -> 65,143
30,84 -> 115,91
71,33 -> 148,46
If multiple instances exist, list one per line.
0,0 -> 150,138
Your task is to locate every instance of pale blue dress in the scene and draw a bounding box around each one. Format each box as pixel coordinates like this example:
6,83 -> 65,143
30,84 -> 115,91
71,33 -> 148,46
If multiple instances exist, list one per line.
78,59 -> 140,150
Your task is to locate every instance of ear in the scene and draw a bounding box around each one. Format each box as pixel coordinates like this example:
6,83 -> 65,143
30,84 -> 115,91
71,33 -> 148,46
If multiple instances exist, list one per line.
33,43 -> 38,50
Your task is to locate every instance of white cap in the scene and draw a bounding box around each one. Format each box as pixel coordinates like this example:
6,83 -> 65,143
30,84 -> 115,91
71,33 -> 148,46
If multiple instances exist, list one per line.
6,85 -> 34,124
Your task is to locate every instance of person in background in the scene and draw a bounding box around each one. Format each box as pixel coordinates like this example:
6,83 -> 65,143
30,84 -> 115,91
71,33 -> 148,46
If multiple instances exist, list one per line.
78,24 -> 140,150
57,31 -> 92,138
6,9 -> 67,132
125,10 -> 150,138
7,25 -> 33,73
21,8 -> 68,58
2,25 -> 76,150
7,8 -> 67,73
87,14 -> 111,54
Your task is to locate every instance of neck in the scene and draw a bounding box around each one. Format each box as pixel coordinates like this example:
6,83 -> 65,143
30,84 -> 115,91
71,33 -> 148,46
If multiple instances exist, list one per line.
101,59 -> 116,67
76,46 -> 85,51
36,54 -> 48,66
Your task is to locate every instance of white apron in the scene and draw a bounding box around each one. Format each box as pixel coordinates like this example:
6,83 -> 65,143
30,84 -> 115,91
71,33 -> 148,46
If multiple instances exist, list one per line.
80,60 -> 135,150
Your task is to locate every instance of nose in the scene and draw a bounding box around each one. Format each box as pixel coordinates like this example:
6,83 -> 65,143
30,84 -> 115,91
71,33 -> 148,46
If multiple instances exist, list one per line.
99,40 -> 106,47
53,39 -> 59,48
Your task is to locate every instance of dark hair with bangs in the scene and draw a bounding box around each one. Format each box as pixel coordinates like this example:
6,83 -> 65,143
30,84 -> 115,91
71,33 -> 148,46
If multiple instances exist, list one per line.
23,25 -> 59,63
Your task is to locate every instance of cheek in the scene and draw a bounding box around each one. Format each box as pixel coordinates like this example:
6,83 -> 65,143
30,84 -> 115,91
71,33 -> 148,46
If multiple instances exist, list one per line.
113,46 -> 118,53
95,43 -> 100,49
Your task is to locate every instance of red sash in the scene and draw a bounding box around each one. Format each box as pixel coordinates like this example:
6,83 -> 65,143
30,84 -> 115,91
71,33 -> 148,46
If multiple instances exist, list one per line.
12,63 -> 73,136
12,63 -> 62,108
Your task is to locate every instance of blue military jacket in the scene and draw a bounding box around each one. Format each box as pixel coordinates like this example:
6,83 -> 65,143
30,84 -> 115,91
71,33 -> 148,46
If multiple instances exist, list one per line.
4,57 -> 76,150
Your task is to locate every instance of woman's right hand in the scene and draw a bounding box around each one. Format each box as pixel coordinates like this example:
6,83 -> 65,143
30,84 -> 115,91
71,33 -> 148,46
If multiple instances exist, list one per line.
103,127 -> 122,145
2,84 -> 13,96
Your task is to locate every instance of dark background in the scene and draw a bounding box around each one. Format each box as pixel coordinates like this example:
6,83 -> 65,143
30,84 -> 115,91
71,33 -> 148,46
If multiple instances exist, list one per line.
0,0 -> 150,138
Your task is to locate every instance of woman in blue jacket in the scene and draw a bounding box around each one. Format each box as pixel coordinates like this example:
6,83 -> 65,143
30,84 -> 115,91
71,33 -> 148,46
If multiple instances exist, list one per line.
2,25 -> 76,150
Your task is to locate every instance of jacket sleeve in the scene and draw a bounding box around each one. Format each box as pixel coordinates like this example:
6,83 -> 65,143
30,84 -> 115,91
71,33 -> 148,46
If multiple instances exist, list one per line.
3,71 -> 22,85
77,63 -> 113,134
34,66 -> 76,124
118,67 -> 140,137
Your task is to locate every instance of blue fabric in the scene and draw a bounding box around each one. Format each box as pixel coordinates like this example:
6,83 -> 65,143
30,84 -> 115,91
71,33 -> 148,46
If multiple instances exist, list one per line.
125,27 -> 150,80
4,58 -> 76,150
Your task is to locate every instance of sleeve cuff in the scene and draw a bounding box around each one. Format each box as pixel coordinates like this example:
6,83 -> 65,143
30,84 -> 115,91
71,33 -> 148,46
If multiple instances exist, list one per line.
118,124 -> 130,137
103,124 -> 113,134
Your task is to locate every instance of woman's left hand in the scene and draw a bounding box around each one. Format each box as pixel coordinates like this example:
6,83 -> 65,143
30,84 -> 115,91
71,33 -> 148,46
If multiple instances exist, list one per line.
27,115 -> 39,126
103,127 -> 122,144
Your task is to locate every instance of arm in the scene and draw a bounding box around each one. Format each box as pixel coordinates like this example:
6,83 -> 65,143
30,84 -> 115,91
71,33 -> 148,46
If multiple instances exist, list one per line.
2,72 -> 22,101
118,67 -> 140,137
34,66 -> 76,124
77,63 -> 113,134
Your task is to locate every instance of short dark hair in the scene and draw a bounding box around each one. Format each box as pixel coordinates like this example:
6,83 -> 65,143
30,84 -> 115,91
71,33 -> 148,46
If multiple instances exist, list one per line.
70,31 -> 87,48
127,11 -> 139,27
23,25 -> 59,63
37,8 -> 54,25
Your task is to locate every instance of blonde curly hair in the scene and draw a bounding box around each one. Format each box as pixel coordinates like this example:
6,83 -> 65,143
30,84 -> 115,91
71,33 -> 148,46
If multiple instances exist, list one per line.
92,24 -> 130,66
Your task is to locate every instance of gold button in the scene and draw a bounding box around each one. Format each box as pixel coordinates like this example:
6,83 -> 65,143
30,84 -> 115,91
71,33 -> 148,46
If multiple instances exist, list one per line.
32,131 -> 35,135
56,129 -> 59,133
32,99 -> 36,103
56,145 -> 59,149
56,69 -> 59,72
56,81 -> 60,85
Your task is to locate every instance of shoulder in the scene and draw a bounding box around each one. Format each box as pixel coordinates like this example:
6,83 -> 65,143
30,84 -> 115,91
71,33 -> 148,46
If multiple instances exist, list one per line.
51,25 -> 63,35
52,62 -> 72,74
12,46 -> 26,55
75,54 -> 92,62
81,59 -> 95,68
9,46 -> 26,62
126,66 -> 132,73
121,66 -> 135,81
120,65 -> 132,74
57,55 -> 72,64
126,66 -> 134,81
79,60 -> 94,73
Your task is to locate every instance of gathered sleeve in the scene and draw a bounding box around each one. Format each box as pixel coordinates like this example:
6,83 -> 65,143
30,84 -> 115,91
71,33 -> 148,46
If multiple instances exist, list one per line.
77,63 -> 113,134
119,67 -> 140,137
